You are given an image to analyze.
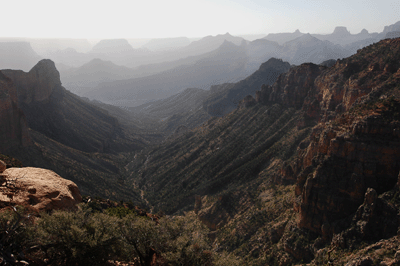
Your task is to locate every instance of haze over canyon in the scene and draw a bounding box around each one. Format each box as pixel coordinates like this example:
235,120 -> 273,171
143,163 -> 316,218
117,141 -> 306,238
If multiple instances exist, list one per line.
1,4 -> 400,264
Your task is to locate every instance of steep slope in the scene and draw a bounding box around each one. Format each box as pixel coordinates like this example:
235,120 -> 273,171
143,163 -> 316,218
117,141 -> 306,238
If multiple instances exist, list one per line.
285,38 -> 400,240
1,60 -> 146,202
130,87 -> 210,117
3,60 -> 142,153
126,60 -> 322,214
129,87 -> 212,136
203,57 -> 291,116
127,38 -> 400,265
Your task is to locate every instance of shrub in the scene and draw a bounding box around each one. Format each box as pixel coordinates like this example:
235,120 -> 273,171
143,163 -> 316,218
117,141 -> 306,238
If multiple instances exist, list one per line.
105,206 -> 136,218
0,206 -> 35,264
0,204 -> 242,266
35,209 -> 121,266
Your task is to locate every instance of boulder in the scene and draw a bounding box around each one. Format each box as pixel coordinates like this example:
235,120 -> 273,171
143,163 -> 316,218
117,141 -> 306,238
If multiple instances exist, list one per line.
0,167 -> 82,211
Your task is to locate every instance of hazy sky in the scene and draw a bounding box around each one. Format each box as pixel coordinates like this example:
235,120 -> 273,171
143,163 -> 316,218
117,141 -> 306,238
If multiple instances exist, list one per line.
3,0 -> 400,38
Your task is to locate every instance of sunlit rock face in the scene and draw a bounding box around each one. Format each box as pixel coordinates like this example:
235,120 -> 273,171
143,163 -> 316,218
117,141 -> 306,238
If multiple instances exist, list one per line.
0,167 -> 82,211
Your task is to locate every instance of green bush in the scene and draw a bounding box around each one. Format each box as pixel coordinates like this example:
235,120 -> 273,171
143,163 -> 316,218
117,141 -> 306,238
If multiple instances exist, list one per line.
0,205 -> 242,266
119,213 -> 241,266
36,210 -> 121,265
105,206 -> 136,218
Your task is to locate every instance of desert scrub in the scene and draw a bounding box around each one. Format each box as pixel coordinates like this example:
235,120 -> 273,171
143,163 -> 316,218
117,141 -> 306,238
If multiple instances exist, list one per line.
0,206 -> 36,265
0,203 -> 242,265
35,210 -> 121,266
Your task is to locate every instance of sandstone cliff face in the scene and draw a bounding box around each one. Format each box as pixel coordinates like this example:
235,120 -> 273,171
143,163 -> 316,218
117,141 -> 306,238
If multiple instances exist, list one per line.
0,71 -> 31,152
0,167 -> 82,211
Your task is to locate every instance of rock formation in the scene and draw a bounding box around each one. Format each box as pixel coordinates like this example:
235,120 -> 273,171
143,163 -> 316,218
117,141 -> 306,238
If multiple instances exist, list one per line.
332,26 -> 351,37
274,38 -> 400,239
2,59 -> 61,104
204,57 -> 291,116
0,58 -> 145,201
0,71 -> 31,152
239,38 -> 400,245
0,167 -> 82,211
2,59 -> 141,153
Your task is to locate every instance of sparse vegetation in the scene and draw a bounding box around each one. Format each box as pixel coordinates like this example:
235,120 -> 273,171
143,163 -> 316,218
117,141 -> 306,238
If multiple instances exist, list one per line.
0,202 -> 242,266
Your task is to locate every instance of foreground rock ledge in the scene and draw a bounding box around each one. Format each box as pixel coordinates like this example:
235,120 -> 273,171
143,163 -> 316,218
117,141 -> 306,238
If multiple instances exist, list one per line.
0,167 -> 82,211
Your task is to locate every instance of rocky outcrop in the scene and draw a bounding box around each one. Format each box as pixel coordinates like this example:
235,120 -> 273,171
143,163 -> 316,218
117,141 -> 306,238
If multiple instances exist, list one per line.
352,188 -> 398,240
0,167 -> 82,211
255,63 -> 325,110
2,59 -> 141,153
295,111 -> 400,235
332,26 -> 351,37
204,57 -> 291,116
2,59 -> 61,104
283,38 -> 400,237
0,71 -> 31,152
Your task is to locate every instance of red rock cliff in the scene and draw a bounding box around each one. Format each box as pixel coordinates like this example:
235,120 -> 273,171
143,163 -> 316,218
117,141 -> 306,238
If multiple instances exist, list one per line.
286,38 -> 400,237
252,38 -> 400,239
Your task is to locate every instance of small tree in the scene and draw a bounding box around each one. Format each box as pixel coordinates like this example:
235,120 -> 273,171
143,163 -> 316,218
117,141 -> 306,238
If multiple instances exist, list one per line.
36,209 -> 121,265
119,214 -> 167,266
